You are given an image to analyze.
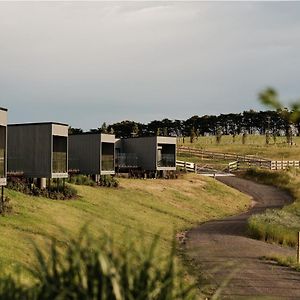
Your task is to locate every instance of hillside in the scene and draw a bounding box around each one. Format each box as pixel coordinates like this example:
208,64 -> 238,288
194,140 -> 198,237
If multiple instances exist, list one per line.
0,174 -> 250,278
178,135 -> 300,160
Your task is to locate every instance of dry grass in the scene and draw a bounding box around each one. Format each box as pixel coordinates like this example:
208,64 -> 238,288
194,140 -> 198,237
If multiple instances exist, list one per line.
0,174 -> 251,280
245,168 -> 300,247
178,135 -> 300,160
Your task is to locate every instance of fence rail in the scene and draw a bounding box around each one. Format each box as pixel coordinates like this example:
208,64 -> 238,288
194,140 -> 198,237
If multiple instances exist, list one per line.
178,146 -> 300,171
178,146 -> 269,162
176,160 -> 196,172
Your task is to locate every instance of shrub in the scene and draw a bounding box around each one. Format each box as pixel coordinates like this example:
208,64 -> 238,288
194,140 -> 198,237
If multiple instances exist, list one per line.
68,175 -> 96,187
0,196 -> 12,215
0,232 -> 195,300
7,177 -> 77,200
99,175 -> 119,188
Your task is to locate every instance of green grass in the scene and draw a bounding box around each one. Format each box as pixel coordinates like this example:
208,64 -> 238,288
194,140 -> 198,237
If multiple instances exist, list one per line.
261,255 -> 300,272
0,174 -> 251,279
245,168 -> 300,247
178,135 -> 300,160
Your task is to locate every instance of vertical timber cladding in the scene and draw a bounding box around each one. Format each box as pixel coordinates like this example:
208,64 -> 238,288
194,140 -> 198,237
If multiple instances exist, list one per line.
0,108 -> 7,186
122,136 -> 177,172
68,133 -> 116,176
7,122 -> 68,179
51,124 -> 69,178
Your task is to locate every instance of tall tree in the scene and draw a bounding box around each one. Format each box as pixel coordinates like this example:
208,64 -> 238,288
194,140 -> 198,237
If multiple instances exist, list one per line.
259,87 -> 300,146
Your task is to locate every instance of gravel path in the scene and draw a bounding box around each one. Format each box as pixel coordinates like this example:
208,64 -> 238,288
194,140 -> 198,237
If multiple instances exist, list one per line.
185,176 -> 300,299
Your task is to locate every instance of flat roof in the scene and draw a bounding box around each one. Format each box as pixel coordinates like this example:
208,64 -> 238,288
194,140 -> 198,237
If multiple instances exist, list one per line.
0,107 -> 8,112
122,136 -> 176,139
8,122 -> 69,127
70,132 -> 115,136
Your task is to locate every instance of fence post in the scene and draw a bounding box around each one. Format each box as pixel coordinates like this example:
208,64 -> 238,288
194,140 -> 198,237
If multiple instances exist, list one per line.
298,232 -> 300,264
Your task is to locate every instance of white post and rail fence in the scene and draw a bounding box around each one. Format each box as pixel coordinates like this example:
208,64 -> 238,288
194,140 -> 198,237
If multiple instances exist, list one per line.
177,146 -> 300,171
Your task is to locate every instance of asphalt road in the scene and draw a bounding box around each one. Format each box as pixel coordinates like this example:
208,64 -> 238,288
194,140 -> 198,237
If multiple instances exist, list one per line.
185,176 -> 300,300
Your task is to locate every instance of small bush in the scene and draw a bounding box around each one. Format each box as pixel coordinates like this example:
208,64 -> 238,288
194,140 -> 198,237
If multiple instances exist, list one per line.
0,196 -> 12,215
7,177 -> 77,200
68,175 -> 96,187
99,175 -> 119,188
0,232 -> 195,300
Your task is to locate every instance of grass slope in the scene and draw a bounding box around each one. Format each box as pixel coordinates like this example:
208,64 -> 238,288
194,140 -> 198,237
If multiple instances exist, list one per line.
245,169 -> 300,247
0,174 -> 250,277
178,135 -> 300,160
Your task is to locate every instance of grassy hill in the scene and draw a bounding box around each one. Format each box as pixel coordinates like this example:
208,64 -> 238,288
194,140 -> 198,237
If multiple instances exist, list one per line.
178,135 -> 300,160
0,174 -> 250,278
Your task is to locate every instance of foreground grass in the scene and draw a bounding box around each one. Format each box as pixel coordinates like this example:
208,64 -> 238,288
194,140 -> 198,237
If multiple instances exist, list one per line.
0,232 -> 196,300
0,174 -> 250,278
178,135 -> 300,160
245,168 -> 300,247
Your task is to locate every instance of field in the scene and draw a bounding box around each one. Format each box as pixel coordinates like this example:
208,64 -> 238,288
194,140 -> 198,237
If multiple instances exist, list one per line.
178,135 -> 300,160
0,174 -> 250,278
245,168 -> 300,247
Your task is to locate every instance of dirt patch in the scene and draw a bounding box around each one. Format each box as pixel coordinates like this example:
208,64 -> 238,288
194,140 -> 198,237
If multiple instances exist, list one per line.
185,176 -> 300,299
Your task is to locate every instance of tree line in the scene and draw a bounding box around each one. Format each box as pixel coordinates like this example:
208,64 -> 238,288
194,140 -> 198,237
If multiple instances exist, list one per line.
69,88 -> 300,144
69,109 -> 299,137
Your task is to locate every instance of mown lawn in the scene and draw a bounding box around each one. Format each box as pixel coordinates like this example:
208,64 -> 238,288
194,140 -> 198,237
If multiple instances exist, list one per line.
178,135 -> 300,160
0,174 -> 250,279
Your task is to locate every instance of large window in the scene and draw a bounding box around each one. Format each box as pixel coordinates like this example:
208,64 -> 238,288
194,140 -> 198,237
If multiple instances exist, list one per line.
101,142 -> 114,171
0,126 -> 5,178
53,136 -> 67,173
157,144 -> 176,167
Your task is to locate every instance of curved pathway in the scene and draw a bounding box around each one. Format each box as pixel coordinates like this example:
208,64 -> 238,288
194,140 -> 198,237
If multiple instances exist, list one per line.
186,177 -> 300,299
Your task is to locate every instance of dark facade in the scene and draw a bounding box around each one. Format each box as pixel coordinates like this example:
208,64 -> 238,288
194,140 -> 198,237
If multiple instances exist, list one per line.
115,136 -> 176,172
8,122 -> 68,179
0,108 -> 7,186
69,133 -> 115,176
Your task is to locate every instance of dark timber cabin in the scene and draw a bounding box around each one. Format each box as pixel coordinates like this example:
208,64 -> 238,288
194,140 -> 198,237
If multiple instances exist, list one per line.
115,136 -> 176,177
69,133 -> 115,182
7,122 -> 68,188
0,108 -> 7,189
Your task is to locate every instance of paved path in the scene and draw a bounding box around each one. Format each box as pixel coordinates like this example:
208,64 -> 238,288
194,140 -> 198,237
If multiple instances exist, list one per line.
185,177 -> 300,299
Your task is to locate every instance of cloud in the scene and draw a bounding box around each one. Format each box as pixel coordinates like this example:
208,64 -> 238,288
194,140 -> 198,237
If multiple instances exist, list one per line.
0,2 -> 300,129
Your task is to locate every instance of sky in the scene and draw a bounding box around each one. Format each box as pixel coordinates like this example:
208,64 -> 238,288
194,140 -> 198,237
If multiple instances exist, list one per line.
0,1 -> 300,130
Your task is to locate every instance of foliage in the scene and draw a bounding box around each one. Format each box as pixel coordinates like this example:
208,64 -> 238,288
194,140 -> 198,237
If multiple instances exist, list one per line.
216,127 -> 222,144
0,231 -> 196,300
259,87 -> 300,145
7,177 -> 77,200
0,195 -> 12,215
99,175 -> 119,188
242,132 -> 247,145
68,107 -> 300,139
68,175 -> 96,187
69,175 -> 119,188
245,168 -> 300,247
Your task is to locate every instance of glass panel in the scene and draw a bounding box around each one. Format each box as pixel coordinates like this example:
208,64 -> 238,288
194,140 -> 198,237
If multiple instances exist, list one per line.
157,144 -> 176,167
0,126 -> 6,178
53,136 -> 67,173
101,142 -> 114,171
116,153 -> 139,168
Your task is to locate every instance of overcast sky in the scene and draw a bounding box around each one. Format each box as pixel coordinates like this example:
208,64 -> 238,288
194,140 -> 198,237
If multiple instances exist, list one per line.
1,1 -> 300,129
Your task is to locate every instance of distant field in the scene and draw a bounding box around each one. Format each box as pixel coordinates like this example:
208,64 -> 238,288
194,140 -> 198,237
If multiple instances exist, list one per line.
0,174 -> 250,278
177,135 -> 300,160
